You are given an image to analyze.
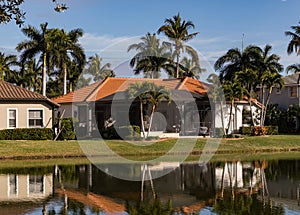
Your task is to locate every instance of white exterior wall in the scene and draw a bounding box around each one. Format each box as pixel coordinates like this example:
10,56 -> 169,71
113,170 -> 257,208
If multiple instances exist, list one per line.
0,102 -> 54,130
0,174 -> 53,201
214,102 -> 261,134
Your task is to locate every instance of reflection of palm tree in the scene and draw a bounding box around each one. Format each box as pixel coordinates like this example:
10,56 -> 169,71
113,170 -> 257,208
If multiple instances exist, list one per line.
179,57 -> 203,79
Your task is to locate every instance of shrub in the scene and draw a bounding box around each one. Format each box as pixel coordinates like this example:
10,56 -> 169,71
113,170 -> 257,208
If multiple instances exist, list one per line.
252,126 -> 268,136
0,128 -> 53,140
118,125 -> 141,140
58,118 -> 76,140
265,126 -> 278,135
240,126 -> 252,135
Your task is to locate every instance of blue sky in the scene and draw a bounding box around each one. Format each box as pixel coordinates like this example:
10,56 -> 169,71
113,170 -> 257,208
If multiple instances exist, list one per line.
0,0 -> 300,80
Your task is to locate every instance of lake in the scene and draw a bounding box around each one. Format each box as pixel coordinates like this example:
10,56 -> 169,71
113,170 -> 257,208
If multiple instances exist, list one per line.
0,158 -> 299,214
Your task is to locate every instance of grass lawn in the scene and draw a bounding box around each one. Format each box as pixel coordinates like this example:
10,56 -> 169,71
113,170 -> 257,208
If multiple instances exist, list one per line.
0,135 -> 300,162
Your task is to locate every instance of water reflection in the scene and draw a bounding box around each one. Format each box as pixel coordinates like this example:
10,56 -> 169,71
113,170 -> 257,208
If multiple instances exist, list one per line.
0,160 -> 299,214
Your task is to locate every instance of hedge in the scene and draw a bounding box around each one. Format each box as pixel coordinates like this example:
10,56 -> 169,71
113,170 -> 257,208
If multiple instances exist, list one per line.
0,128 -> 53,140
240,126 -> 278,136
98,125 -> 141,140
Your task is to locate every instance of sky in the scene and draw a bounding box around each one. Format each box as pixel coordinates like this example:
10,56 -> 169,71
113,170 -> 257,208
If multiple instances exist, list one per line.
0,0 -> 300,81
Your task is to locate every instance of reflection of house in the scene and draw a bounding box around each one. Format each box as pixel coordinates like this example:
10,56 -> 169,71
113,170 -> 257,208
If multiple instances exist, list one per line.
0,174 -> 53,201
0,81 -> 59,130
52,77 -> 211,137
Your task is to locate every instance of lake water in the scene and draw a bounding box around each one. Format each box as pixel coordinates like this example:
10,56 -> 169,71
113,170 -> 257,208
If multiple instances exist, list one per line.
0,159 -> 300,215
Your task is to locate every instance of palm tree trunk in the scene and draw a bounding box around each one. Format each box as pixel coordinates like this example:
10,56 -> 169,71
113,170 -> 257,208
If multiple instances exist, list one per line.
140,101 -> 146,139
262,87 -> 273,126
260,86 -> 265,126
226,100 -> 234,135
63,63 -> 67,95
42,53 -> 47,96
220,101 -> 226,135
146,105 -> 156,138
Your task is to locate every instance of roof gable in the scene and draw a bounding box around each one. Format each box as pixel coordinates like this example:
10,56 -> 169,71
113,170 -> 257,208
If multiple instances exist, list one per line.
282,73 -> 300,85
0,81 -> 58,107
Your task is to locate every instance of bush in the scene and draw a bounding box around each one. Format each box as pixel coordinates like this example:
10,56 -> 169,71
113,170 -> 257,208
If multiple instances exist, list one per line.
118,125 -> 141,140
57,118 -> 76,140
240,126 -> 252,135
265,126 -> 278,135
252,126 -> 268,136
0,128 -> 53,140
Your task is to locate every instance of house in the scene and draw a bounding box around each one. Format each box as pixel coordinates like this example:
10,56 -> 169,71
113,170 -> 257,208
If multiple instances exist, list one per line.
52,77 -> 212,137
0,81 -> 59,130
213,98 -> 263,134
266,72 -> 300,110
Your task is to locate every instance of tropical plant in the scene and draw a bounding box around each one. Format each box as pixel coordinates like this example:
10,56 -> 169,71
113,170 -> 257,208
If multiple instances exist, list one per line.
50,28 -> 86,95
286,63 -> 300,73
16,58 -> 42,92
16,22 -> 52,96
127,82 -> 171,139
128,33 -> 174,78
0,52 -> 18,81
179,56 -> 203,79
286,22 -> 300,56
214,45 -> 261,82
222,81 -> 248,134
206,73 -> 226,135
157,13 -> 199,78
84,54 -> 114,82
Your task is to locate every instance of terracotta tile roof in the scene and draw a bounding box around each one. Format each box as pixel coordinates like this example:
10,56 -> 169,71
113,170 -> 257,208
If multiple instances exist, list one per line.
52,77 -> 208,104
52,80 -> 103,103
0,81 -> 58,107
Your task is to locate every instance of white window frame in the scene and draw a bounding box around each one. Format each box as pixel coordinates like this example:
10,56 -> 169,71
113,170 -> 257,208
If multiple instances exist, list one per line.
7,108 -> 18,129
8,174 -> 18,197
27,108 -> 44,128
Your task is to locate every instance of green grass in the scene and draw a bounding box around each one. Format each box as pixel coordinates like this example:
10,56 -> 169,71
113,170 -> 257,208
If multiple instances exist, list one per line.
0,135 -> 300,161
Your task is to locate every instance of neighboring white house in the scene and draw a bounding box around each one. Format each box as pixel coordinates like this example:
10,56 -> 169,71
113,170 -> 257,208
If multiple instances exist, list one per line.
0,81 -> 59,130
214,99 -> 263,134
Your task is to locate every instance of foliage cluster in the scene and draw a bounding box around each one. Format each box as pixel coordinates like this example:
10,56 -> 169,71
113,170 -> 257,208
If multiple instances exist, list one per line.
99,125 -> 141,140
57,118 -> 77,140
0,128 -> 53,140
240,126 -> 278,136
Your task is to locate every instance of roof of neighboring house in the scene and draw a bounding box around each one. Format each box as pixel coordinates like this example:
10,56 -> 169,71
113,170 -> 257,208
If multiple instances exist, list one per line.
0,81 -> 59,107
52,77 -> 208,104
282,72 -> 300,85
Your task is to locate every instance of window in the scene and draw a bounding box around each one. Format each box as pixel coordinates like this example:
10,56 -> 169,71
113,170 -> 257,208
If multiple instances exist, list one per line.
8,109 -> 17,128
8,174 -> 17,196
290,86 -> 298,98
28,110 -> 43,128
29,175 -> 44,194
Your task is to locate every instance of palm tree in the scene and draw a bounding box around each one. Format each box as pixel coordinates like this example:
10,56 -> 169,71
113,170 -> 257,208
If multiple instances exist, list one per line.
0,52 -> 17,81
222,81 -> 248,134
84,54 -> 114,82
127,82 -> 171,139
179,56 -> 204,79
207,74 -> 226,135
50,28 -> 86,95
128,33 -> 173,78
286,22 -> 300,55
146,84 -> 171,137
17,58 -> 42,92
214,45 -> 261,82
257,45 -> 283,126
16,22 -> 52,96
157,13 -> 199,78
286,63 -> 300,73
260,72 -> 283,126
